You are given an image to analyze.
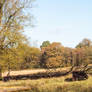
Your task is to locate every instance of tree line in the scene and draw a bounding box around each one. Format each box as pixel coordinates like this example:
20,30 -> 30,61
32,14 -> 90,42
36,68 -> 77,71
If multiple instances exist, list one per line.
40,39 -> 92,69
1,38 -> 92,72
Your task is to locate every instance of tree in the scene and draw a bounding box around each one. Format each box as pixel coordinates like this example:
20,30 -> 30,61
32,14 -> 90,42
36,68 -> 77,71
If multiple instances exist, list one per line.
0,0 -> 34,78
19,44 -> 41,69
40,41 -> 50,49
76,38 -> 92,48
40,42 -> 65,68
75,39 -> 92,66
63,47 -> 74,67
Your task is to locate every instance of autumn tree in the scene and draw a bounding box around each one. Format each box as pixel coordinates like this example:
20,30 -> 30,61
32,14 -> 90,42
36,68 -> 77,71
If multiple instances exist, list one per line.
75,39 -> 92,66
18,44 -> 41,69
63,47 -> 74,67
0,0 -> 34,77
40,42 -> 65,68
76,38 -> 92,48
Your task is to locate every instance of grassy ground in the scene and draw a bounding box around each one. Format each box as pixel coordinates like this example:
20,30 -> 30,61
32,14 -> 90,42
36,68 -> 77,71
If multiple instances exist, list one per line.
0,74 -> 92,92
0,67 -> 92,92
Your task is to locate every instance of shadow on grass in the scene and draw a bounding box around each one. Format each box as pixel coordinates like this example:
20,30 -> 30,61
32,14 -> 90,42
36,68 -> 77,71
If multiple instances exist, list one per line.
65,77 -> 88,82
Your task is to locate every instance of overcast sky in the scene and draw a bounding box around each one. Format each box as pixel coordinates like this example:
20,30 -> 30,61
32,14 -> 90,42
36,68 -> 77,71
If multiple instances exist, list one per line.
25,0 -> 92,48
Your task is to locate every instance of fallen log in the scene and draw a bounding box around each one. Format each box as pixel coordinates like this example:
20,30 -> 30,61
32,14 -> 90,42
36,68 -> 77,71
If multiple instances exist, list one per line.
3,70 -> 71,81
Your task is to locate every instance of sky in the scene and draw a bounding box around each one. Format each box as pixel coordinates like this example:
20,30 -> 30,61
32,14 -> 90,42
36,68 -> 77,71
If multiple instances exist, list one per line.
25,0 -> 92,48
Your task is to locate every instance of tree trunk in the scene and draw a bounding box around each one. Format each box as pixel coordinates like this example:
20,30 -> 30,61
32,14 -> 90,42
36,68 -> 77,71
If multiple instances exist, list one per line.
6,58 -> 11,81
0,66 -> 2,80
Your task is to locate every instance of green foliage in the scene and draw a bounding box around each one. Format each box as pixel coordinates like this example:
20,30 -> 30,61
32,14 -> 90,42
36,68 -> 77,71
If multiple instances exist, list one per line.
40,41 -> 50,49
19,44 -> 41,69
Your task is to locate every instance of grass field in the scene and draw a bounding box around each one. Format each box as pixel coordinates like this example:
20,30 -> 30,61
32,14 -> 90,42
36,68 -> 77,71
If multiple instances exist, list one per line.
0,73 -> 92,92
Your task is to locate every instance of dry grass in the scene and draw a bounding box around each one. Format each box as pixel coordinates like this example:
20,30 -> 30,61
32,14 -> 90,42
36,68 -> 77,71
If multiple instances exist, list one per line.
2,69 -> 46,77
2,67 -> 70,77
0,74 -> 92,92
1,67 -> 92,92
